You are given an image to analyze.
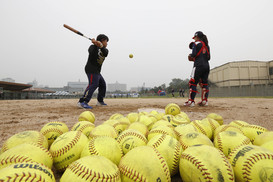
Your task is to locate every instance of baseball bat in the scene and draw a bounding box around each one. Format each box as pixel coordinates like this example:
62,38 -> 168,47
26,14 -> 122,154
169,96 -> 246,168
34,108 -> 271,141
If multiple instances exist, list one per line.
63,24 -> 92,40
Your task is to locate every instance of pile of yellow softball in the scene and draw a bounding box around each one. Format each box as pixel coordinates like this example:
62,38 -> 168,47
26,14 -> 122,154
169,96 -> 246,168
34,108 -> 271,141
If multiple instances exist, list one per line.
0,103 -> 272,181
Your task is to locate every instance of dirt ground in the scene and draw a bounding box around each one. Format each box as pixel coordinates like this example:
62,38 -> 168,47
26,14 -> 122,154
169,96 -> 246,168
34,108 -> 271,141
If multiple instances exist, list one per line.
0,98 -> 272,181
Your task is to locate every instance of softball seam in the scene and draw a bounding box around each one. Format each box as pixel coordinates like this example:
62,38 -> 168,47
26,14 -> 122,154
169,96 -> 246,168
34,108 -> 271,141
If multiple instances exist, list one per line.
50,131 -> 82,157
192,122 -> 207,136
119,163 -> 146,182
1,172 -> 45,182
180,153 -> 214,181
117,131 -> 147,144
41,128 -> 64,136
242,152 -> 273,181
218,149 -> 235,181
69,161 -> 120,181
72,123 -> 95,133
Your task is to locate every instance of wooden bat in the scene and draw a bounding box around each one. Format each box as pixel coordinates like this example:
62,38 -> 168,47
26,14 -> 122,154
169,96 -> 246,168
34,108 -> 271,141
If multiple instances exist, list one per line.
63,24 -> 92,40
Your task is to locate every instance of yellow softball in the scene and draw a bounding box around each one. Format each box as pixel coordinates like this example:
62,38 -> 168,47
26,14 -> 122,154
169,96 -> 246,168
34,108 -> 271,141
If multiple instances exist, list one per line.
147,134 -> 182,176
173,123 -> 198,138
170,117 -> 190,127
0,163 -> 55,182
201,117 -> 220,134
89,124 -> 118,139
253,131 -> 273,146
176,112 -> 191,122
151,120 -> 174,130
162,114 -> 175,123
119,146 -> 171,181
191,120 -> 213,139
0,130 -> 48,154
71,121 -> 95,137
148,125 -> 177,141
126,112 -> 139,123
207,113 -> 224,125
103,119 -> 123,134
228,145 -> 273,182
179,132 -> 213,150
127,122 -> 149,138
147,114 -> 158,123
214,130 -> 252,157
40,121 -> 69,147
78,111 -> 95,123
61,155 -> 121,182
49,131 -> 89,172
261,141 -> 273,152
241,124 -> 268,143
165,103 -> 181,116
81,136 -> 123,165
117,129 -> 147,154
116,117 -> 131,133
229,120 -> 249,128
129,54 -> 133,58
109,113 -> 124,120
214,124 -> 243,138
150,110 -> 159,115
138,115 -> 155,130
0,143 -> 53,169
180,145 -> 234,182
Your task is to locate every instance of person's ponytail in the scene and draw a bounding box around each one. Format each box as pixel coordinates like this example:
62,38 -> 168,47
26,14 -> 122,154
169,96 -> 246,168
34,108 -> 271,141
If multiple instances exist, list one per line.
201,35 -> 208,46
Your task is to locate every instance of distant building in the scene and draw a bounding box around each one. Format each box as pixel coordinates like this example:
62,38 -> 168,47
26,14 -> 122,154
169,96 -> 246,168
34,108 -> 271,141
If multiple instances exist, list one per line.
27,79 -> 38,87
1,78 -> 15,83
66,81 -> 88,93
107,81 -> 127,92
209,60 -> 273,87
130,86 -> 151,92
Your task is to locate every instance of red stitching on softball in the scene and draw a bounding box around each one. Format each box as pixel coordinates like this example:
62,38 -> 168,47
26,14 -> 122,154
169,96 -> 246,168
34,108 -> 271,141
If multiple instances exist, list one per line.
119,164 -> 146,182
215,134 -> 223,152
88,139 -> 99,155
50,131 -> 82,157
153,147 -> 171,181
151,134 -> 166,148
192,121 -> 207,136
73,123 -> 95,132
181,153 -> 213,181
242,152 -> 273,182
41,128 -> 64,135
117,131 -> 147,144
0,155 -> 32,166
218,150 -> 235,181
68,161 -> 119,181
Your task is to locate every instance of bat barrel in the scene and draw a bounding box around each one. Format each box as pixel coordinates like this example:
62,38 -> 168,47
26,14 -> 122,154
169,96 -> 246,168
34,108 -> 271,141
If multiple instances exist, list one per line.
63,24 -> 84,36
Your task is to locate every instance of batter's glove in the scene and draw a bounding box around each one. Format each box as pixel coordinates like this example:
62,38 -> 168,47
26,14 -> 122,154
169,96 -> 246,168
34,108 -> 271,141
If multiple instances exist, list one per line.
188,54 -> 195,61
189,42 -> 195,49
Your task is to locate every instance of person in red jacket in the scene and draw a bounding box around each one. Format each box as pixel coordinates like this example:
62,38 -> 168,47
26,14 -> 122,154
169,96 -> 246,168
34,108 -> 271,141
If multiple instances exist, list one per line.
78,34 -> 109,109
184,31 -> 210,107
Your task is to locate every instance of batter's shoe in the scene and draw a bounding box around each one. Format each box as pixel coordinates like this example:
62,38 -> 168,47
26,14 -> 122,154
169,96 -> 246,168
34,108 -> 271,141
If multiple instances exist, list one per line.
96,101 -> 107,106
78,102 -> 93,109
184,100 -> 195,107
198,100 -> 208,106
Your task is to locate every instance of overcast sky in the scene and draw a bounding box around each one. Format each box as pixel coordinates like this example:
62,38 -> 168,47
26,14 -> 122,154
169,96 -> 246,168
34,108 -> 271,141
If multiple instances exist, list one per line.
1,0 -> 272,89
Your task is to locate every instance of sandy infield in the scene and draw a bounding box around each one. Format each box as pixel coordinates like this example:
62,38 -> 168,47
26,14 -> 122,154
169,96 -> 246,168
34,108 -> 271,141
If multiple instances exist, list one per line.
0,97 -> 272,181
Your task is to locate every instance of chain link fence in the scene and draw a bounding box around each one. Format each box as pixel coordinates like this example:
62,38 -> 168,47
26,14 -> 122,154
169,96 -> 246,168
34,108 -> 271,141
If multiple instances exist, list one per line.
209,84 -> 273,97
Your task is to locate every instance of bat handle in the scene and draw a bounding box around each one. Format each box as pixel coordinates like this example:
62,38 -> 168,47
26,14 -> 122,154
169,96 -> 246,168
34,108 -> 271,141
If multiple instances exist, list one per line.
83,35 -> 92,41
83,36 -> 92,41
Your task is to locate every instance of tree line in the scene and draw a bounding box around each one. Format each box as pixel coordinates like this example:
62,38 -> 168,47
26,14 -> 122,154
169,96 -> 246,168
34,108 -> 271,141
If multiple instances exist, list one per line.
140,78 -> 190,94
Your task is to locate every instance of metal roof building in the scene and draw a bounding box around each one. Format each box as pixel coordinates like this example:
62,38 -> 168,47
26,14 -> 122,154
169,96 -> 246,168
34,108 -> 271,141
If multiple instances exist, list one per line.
209,60 -> 273,87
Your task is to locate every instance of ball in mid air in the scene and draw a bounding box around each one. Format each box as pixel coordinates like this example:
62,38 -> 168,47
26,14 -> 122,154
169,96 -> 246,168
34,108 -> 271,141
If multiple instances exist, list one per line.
129,54 -> 133,58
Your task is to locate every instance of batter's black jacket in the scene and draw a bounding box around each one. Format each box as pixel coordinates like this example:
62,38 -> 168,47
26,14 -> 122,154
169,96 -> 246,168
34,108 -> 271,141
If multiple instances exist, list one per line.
191,41 -> 210,68
85,45 -> 109,74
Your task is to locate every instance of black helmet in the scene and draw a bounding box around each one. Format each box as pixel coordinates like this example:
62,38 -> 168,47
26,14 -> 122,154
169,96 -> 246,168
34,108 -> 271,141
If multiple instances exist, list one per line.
96,34 -> 109,42
192,31 -> 204,39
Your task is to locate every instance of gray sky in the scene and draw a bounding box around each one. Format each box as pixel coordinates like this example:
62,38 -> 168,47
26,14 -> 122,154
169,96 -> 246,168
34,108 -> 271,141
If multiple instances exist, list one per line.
1,0 -> 272,89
